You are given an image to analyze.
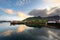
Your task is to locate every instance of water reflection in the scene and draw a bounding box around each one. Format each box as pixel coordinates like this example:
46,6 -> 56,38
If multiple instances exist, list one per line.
0,22 -> 60,40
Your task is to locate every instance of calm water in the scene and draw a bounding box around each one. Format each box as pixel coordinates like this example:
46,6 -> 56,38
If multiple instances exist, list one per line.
0,22 -> 60,40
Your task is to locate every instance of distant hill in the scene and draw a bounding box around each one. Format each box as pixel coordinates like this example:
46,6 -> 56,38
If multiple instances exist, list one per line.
23,16 -> 42,21
23,15 -> 60,21
22,15 -> 60,28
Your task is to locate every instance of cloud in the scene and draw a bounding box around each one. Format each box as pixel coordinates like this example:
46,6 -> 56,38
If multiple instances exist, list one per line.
16,0 -> 30,6
29,9 -> 48,17
0,8 -> 33,20
43,0 -> 60,7
17,12 -> 32,20
29,7 -> 60,17
0,0 -> 30,7
0,8 -> 14,14
44,0 -> 60,3
47,7 -> 57,15
49,7 -> 60,16
4,9 -> 14,14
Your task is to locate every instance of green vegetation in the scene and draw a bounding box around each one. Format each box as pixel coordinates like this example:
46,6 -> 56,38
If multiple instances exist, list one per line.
23,17 -> 48,28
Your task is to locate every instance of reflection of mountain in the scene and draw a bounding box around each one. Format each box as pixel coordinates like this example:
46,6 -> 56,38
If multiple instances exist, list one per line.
0,27 -> 60,40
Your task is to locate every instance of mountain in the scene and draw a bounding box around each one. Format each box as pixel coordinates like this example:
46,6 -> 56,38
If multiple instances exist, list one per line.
24,15 -> 60,21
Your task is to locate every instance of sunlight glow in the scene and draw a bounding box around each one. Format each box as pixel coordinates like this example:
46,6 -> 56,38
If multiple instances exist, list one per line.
1,30 -> 13,36
17,25 -> 28,33
18,12 -> 32,20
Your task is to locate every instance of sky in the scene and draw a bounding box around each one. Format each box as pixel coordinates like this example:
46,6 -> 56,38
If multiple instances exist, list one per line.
0,0 -> 60,20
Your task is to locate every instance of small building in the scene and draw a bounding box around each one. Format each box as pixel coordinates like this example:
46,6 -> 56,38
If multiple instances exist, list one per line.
48,21 -> 56,23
